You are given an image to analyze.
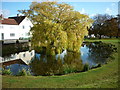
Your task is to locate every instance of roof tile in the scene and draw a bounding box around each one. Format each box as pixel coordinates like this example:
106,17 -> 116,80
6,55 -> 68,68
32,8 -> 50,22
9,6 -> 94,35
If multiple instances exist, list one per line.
0,18 -> 18,25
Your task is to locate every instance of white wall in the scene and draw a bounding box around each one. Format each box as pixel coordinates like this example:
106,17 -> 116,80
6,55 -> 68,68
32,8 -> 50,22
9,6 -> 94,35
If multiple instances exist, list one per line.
0,24 -> 20,40
19,17 -> 33,39
0,17 -> 33,40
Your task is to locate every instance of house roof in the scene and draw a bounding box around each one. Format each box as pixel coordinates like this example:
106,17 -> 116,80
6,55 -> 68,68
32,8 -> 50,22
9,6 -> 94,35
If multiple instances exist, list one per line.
0,16 -> 26,25
0,18 -> 18,25
8,16 -> 26,25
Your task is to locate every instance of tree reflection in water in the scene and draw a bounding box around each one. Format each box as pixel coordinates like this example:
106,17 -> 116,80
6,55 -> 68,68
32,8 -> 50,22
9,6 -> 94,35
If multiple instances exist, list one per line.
2,43 -> 29,57
1,42 -> 117,76
30,42 -> 117,76
30,52 -> 83,76
86,41 -> 117,64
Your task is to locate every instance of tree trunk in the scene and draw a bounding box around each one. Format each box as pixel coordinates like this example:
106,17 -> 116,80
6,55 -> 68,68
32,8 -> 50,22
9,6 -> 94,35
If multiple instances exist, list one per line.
116,29 -> 120,38
116,36 -> 118,38
99,35 -> 101,39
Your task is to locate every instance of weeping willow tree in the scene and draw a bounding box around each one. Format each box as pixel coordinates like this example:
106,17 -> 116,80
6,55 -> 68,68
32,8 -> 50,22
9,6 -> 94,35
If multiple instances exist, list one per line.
18,1 -> 93,55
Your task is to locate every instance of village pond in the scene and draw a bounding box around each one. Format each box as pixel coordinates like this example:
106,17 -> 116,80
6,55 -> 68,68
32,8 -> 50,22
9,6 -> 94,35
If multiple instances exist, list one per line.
0,41 -> 117,76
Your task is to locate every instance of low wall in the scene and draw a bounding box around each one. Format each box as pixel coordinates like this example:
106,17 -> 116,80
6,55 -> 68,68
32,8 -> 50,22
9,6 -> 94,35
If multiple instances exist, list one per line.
0,39 -> 29,44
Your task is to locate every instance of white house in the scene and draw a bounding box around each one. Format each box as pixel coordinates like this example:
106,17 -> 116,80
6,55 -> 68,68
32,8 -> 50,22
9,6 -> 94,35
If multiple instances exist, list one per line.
0,15 -> 33,40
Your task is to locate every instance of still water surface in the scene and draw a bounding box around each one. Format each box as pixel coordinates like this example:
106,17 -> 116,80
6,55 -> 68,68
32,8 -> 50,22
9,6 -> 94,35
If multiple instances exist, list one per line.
0,42 -> 117,75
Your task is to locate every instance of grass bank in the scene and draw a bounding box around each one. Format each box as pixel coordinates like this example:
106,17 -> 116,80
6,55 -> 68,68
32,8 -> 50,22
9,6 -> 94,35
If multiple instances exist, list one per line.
85,38 -> 120,43
2,39 -> 119,88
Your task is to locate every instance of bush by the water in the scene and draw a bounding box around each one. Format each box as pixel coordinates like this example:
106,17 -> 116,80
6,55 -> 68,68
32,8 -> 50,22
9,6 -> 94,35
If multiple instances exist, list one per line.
91,63 -> 102,69
83,63 -> 90,71
2,69 -> 12,75
17,68 -> 31,76
0,69 -> 2,75
97,63 -> 101,67
63,64 -> 76,74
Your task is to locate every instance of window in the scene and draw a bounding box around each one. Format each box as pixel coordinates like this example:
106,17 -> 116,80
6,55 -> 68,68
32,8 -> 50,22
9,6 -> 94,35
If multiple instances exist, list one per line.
0,26 -> 3,29
25,33 -> 28,36
23,25 -> 25,29
10,33 -> 15,37
119,24 -> 120,28
26,18 -> 29,21
29,25 -> 31,28
31,52 -> 33,56
25,32 -> 30,36
23,53 -> 25,57
1,33 -> 4,40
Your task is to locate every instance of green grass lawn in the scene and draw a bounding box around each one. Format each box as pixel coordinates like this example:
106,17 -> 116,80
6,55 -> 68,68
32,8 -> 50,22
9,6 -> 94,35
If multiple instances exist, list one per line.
2,39 -> 119,88
85,38 -> 120,42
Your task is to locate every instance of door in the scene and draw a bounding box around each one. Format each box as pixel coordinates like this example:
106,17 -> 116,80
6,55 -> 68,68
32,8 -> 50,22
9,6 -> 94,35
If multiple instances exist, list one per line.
1,33 -> 4,40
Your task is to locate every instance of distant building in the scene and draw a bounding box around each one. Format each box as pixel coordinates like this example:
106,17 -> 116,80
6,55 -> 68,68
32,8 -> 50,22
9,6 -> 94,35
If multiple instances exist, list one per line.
0,15 -> 33,40
87,34 -> 95,38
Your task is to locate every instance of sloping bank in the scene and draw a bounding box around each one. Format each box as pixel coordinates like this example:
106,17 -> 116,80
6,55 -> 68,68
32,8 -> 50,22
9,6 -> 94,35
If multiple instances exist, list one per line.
2,39 -> 119,88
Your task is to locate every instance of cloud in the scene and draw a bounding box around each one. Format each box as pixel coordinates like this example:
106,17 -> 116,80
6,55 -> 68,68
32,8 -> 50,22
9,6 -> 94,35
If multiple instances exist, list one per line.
105,8 -> 112,15
89,14 -> 96,17
0,9 -> 10,17
79,8 -> 86,14
111,3 -> 116,7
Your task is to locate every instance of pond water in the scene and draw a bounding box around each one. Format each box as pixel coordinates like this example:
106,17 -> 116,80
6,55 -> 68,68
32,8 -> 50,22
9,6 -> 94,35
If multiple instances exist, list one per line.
0,42 -> 117,76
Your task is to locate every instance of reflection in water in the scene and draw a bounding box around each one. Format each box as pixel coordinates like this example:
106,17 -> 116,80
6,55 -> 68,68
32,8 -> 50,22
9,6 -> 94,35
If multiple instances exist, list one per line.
2,59 -> 29,75
86,42 -> 117,64
30,52 -> 83,76
2,43 -> 29,57
1,42 -> 117,75
63,52 -> 83,72
1,43 -> 33,75
30,55 -> 63,76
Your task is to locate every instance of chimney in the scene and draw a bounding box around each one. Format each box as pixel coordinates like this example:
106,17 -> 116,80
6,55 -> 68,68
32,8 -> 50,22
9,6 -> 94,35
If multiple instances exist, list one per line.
0,14 -> 4,20
17,14 -> 19,17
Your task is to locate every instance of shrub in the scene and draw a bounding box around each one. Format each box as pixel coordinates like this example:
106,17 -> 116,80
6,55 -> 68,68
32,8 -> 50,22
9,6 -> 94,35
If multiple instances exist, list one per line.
2,69 -> 12,75
17,68 -> 28,76
27,70 -> 31,76
90,63 -> 102,69
0,69 -> 2,75
97,63 -> 101,67
17,68 -> 31,76
63,64 -> 76,74
83,63 -> 90,72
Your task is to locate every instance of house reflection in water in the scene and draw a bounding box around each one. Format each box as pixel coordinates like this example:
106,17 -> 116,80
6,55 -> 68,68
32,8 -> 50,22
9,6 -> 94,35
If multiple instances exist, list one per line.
1,50 -> 35,65
1,50 -> 35,75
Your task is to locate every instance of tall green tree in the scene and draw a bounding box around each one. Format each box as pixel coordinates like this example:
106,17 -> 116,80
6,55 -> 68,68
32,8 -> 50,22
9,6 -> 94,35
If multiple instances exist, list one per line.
19,1 -> 93,55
